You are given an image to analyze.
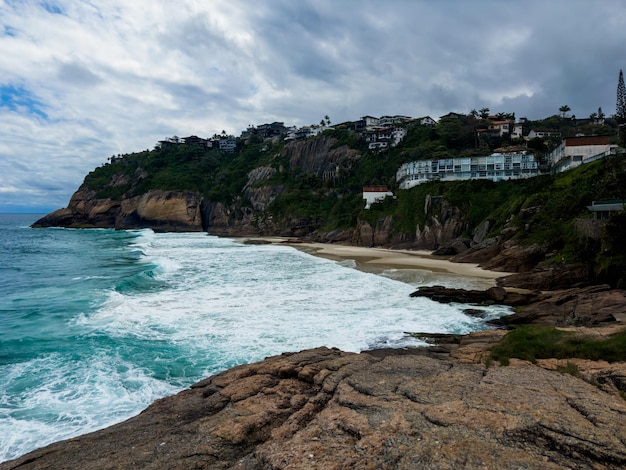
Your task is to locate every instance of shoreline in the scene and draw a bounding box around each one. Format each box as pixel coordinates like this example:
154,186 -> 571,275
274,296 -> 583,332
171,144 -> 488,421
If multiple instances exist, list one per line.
241,237 -> 511,286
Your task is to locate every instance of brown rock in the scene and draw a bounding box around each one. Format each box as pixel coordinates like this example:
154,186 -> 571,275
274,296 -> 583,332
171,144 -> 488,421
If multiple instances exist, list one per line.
410,285 -> 536,307
357,220 -> 374,247
3,346 -> 626,470
480,242 -> 546,272
33,189 -> 204,231
373,215 -> 394,246
496,285 -> 626,327
498,264 -> 592,290
116,190 -> 203,231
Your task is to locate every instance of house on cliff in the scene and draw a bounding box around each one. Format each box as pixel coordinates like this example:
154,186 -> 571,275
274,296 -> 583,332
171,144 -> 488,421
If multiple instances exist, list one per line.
363,186 -> 394,209
547,135 -> 615,173
396,150 -> 540,189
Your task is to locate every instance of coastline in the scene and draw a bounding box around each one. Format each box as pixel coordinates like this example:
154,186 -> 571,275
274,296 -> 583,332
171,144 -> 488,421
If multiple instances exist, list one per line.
241,237 -> 511,286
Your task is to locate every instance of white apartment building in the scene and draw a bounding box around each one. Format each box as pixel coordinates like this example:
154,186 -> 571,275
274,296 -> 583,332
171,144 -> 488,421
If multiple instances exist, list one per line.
396,151 -> 540,189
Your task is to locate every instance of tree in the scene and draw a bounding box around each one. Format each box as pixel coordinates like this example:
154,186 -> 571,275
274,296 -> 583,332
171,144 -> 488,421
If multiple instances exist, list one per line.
479,108 -> 490,119
598,107 -> 605,120
325,115 -> 331,126
617,69 -> 626,123
559,105 -> 571,118
469,109 -> 478,119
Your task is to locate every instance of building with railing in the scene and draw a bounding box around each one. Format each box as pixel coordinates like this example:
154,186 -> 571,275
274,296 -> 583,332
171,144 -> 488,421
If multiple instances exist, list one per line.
547,135 -> 614,173
396,151 -> 540,189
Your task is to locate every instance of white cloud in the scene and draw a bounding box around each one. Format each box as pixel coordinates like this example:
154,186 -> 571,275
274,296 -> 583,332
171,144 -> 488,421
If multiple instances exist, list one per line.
0,0 -> 625,211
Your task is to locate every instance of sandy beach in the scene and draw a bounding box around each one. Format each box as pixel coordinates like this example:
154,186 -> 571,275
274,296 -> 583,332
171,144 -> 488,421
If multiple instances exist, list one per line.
243,238 -> 511,287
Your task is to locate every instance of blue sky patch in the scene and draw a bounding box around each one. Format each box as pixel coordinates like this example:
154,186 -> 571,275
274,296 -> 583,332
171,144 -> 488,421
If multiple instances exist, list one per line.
41,2 -> 63,15
0,85 -> 48,119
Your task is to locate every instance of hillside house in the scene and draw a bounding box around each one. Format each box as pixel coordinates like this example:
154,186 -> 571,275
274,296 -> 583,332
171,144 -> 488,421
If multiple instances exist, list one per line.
361,115 -> 380,129
378,115 -> 412,127
365,127 -> 407,151
439,112 -> 465,120
476,120 -> 513,139
396,150 -> 540,189
547,135 -> 613,173
363,186 -> 394,209
587,200 -> 625,220
528,129 -> 560,139
256,122 -> 287,139
417,116 -> 437,126
511,123 -> 524,140
182,135 -> 210,148
218,137 -> 237,153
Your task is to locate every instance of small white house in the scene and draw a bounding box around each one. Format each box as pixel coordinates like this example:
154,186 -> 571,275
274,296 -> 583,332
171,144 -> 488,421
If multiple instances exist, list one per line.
363,185 -> 394,209
548,135 -> 612,173
511,123 -> 524,140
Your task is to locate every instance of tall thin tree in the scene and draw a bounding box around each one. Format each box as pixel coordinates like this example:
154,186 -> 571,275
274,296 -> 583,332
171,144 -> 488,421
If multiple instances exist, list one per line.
617,69 -> 626,123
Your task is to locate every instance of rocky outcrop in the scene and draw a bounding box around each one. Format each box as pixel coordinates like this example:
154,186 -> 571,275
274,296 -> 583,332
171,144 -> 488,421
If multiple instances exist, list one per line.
243,166 -> 285,212
414,196 -> 466,250
283,137 -> 360,177
497,263 -> 592,290
117,190 -> 203,231
412,284 -> 626,328
494,285 -> 626,327
33,189 -> 204,231
4,346 -> 626,470
410,285 -> 536,307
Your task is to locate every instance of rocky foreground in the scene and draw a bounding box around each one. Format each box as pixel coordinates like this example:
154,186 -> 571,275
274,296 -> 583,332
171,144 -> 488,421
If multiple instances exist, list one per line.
3,328 -> 626,469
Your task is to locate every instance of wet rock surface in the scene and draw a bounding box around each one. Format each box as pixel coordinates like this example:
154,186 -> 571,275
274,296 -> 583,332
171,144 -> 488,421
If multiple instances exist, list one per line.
3,345 -> 626,470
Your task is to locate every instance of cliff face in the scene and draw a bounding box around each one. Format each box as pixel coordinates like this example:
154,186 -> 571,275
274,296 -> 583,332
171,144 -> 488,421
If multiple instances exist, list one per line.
33,188 -> 204,232
4,344 -> 626,469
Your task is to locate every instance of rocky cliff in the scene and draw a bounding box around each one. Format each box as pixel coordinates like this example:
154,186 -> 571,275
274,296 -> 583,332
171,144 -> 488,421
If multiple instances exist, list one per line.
3,343 -> 625,469
33,188 -> 204,232
32,133 -> 616,287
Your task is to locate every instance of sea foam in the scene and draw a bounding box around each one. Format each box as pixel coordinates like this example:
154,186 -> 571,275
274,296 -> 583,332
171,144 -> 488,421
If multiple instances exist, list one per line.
0,226 -> 510,462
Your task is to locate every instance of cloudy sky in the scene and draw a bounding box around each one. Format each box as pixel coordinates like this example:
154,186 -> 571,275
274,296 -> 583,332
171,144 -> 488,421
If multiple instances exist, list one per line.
1,0 -> 625,212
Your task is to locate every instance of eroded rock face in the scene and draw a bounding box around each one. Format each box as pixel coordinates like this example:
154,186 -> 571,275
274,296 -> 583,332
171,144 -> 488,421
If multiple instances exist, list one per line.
415,202 -> 466,250
33,189 -> 204,231
283,137 -> 360,176
116,190 -> 203,231
4,346 -> 626,470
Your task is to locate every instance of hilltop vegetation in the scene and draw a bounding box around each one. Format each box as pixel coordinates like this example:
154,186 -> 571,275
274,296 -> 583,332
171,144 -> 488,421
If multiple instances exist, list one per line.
78,113 -> 626,286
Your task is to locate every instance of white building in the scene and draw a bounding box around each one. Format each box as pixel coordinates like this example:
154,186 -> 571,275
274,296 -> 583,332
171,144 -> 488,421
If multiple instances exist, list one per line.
528,129 -> 560,139
417,116 -> 437,126
219,138 -> 237,153
511,123 -> 524,140
396,151 -> 540,189
547,135 -> 613,173
363,186 -> 394,209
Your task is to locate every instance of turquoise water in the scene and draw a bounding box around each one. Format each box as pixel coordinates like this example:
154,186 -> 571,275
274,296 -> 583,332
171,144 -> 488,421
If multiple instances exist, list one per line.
0,214 -> 510,462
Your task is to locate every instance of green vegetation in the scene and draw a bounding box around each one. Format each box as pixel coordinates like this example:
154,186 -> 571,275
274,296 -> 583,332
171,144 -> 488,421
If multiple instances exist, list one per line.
79,112 -> 626,285
490,326 -> 626,366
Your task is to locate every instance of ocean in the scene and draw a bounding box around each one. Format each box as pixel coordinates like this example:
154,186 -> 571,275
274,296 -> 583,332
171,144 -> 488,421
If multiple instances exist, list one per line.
0,213 -> 510,462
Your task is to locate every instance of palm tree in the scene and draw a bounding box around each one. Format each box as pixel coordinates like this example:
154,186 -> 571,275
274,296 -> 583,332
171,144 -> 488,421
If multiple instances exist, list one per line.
559,105 -> 571,118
